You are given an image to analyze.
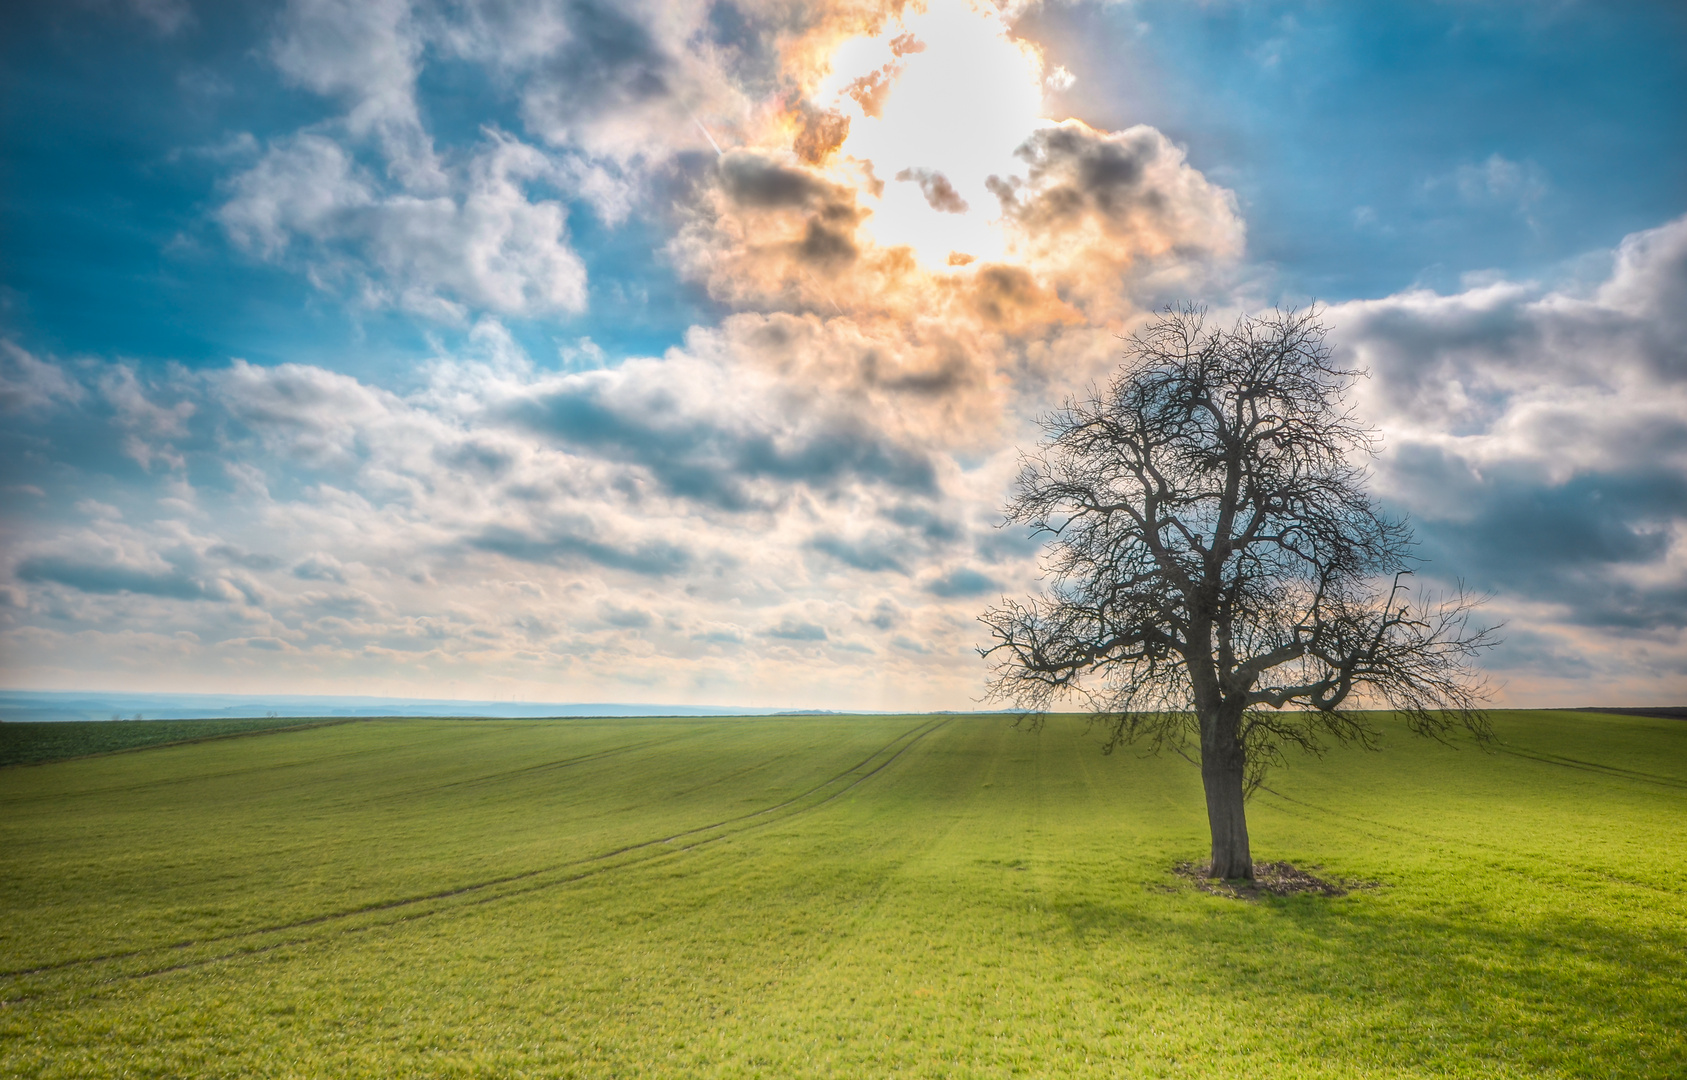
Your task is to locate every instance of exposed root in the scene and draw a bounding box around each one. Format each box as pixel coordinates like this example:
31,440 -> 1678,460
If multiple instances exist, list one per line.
1172,860 -> 1380,900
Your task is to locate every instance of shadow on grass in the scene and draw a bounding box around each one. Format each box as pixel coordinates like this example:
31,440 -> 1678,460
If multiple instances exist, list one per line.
1058,878 -> 1686,1071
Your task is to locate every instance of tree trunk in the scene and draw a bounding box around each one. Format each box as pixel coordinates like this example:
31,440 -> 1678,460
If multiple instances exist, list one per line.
1200,711 -> 1253,880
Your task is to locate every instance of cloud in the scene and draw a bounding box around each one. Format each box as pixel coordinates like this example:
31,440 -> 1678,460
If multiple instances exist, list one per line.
1331,214 -> 1687,659
214,359 -> 400,468
219,132 -> 588,318
896,168 -> 969,214
810,534 -> 907,574
0,326 -> 1024,707
100,366 -> 195,470
0,342 -> 85,414
767,616 -> 827,642
271,0 -> 440,188
292,553 -> 350,582
16,554 -> 214,602
504,0 -> 746,164
504,353 -> 939,510
598,601 -> 653,628
989,120 -> 1245,306
1438,153 -> 1549,222
470,523 -> 695,577
217,134 -> 373,258
924,566 -> 997,598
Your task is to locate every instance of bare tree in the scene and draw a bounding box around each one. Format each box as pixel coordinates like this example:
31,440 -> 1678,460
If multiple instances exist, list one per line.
981,307 -> 1497,880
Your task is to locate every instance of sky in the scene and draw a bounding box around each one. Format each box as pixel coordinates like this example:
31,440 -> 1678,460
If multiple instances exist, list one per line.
1,0 -> 1684,710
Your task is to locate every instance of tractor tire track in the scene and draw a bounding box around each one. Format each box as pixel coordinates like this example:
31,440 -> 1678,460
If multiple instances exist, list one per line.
1,717 -> 950,991
1493,745 -> 1687,789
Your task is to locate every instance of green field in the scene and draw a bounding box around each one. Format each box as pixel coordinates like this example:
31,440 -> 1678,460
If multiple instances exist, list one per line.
0,716 -> 364,768
1,711 -> 1683,1078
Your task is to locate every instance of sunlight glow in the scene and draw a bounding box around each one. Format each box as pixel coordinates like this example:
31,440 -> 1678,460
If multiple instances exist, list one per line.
820,0 -> 1047,269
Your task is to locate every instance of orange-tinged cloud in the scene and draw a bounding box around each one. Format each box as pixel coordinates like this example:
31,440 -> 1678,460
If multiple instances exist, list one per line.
676,0 -> 1242,388
671,2 -> 1243,439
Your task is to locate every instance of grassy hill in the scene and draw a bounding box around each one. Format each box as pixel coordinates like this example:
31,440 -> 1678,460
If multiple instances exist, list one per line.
1,710 -> 1682,1077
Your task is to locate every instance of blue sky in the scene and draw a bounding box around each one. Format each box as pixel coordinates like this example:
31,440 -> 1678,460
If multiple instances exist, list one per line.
2,0 -> 1684,707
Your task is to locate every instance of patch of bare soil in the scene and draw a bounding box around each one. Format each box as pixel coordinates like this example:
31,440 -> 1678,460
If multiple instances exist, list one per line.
1172,861 -> 1381,900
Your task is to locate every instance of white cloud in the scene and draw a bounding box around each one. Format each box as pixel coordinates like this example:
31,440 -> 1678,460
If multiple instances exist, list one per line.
0,341 -> 85,414
100,365 -> 195,471
217,134 -> 374,258
272,0 -> 443,190
219,131 -> 588,317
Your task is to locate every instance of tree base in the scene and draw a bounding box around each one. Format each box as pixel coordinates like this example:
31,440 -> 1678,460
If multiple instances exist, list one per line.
1173,860 -> 1378,900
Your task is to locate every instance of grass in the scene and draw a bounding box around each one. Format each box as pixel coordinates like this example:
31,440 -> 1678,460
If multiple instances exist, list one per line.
0,710 -> 1682,1078
0,717 -> 365,768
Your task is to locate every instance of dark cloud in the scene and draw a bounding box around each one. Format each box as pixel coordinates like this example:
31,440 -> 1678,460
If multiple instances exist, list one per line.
435,440 -> 514,480
797,217 -> 858,267
968,264 -> 1073,329
1016,124 -> 1150,215
984,120 -> 1241,269
1399,453 -> 1687,631
471,524 -> 692,577
895,168 -> 968,214
505,376 -> 937,510
720,153 -> 836,209
1338,220 -> 1687,640
598,601 -> 653,628
208,543 -> 283,571
924,567 -> 997,598
16,555 -> 214,601
881,501 -> 960,542
709,151 -> 867,272
993,124 -> 1160,230
767,617 -> 827,642
292,554 -> 348,583
810,535 -> 906,573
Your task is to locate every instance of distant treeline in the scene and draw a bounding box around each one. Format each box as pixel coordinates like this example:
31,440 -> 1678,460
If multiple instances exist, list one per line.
0,717 -> 365,768
1575,707 -> 1687,721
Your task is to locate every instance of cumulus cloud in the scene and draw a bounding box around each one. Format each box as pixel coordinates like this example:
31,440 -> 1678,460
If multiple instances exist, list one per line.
219,131 -> 588,317
499,0 -> 748,164
989,120 -> 1245,307
1330,214 -> 1687,698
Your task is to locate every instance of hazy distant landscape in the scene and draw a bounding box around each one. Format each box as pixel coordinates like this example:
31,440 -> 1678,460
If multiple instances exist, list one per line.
3,710 -> 1682,1077
0,690 -> 819,725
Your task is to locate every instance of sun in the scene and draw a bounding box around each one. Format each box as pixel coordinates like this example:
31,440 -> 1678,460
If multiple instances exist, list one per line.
817,0 -> 1048,270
